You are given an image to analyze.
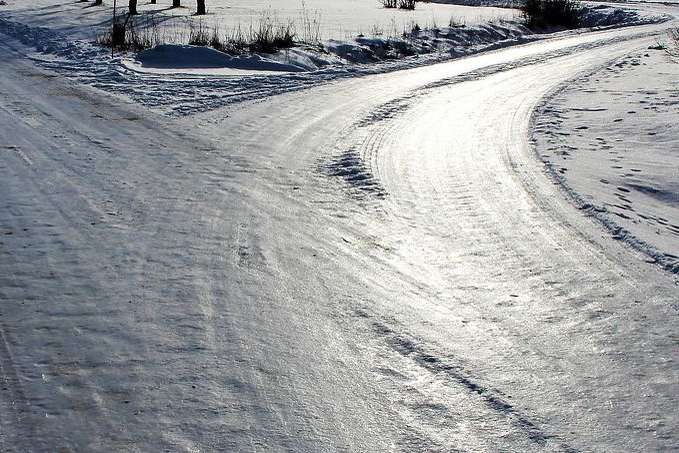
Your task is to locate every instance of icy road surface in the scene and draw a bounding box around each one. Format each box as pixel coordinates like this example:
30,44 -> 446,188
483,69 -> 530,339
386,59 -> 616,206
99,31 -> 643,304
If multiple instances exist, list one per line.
1,13 -> 679,453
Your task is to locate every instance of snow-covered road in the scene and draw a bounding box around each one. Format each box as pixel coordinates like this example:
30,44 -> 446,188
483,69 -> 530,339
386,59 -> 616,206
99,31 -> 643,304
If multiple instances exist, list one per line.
1,11 -> 678,452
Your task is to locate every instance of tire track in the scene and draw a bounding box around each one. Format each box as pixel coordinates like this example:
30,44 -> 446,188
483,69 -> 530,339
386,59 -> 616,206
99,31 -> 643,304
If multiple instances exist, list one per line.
370,319 -> 578,451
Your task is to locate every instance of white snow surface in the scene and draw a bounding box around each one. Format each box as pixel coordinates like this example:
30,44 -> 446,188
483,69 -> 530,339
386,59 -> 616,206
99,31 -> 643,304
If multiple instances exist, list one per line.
0,0 -> 518,41
113,0 -> 518,40
132,44 -> 307,74
0,0 -> 670,112
533,45 -> 679,273
1,0 -> 679,452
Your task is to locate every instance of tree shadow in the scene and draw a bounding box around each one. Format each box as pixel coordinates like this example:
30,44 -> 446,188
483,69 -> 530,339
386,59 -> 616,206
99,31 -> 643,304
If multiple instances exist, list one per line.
143,6 -> 177,14
82,2 -> 105,10
92,10 -> 177,28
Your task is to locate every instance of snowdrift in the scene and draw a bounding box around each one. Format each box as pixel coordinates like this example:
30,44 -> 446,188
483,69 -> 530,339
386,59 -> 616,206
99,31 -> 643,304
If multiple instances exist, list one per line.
134,44 -> 307,73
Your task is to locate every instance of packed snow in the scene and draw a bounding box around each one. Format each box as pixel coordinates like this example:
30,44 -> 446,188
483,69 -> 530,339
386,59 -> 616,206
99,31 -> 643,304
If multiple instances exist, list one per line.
1,0 -> 679,451
533,43 -> 679,272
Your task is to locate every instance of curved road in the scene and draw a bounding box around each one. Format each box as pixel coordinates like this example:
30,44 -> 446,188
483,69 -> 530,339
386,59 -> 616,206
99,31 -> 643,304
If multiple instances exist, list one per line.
0,11 -> 678,452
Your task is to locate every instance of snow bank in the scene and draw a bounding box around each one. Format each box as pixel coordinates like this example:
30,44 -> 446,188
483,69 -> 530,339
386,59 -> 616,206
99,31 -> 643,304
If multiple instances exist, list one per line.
323,20 -> 532,66
579,4 -> 665,28
134,44 -> 306,74
264,4 -> 666,71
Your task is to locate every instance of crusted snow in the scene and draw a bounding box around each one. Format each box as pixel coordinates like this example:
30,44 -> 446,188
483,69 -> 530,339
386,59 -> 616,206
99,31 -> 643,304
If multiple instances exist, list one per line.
1,0 -> 679,451
533,44 -> 679,273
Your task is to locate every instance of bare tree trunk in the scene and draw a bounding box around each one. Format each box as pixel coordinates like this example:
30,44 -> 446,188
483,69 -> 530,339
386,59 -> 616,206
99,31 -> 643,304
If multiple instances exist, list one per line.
94,0 -> 103,4
196,0 -> 206,15
129,0 -> 138,15
172,0 -> 181,7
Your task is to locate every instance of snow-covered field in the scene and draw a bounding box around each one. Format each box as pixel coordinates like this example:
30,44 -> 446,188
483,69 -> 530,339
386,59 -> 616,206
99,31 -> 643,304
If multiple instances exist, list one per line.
1,0 -> 679,451
533,43 -> 679,272
0,0 -> 518,41
158,0 -> 518,39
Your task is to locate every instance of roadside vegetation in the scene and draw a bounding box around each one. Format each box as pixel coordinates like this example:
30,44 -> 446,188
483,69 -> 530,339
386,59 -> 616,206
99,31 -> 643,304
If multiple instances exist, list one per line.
91,6 -> 540,68
97,14 -> 301,53
97,3 -> 322,54
381,0 -> 417,10
92,0 -> 640,66
521,0 -> 582,29
95,8 -> 510,60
